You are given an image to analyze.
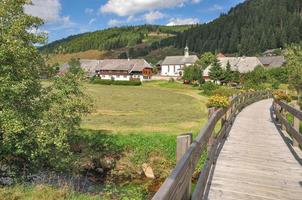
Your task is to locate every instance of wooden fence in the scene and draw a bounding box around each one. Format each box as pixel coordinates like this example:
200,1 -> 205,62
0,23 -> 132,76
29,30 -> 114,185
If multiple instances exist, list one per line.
152,91 -> 271,200
273,99 -> 302,147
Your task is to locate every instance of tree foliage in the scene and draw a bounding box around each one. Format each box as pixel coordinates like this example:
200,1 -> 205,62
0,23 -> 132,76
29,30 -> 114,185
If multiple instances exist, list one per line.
0,0 -> 91,171
209,59 -> 224,83
175,0 -> 302,55
285,44 -> 302,101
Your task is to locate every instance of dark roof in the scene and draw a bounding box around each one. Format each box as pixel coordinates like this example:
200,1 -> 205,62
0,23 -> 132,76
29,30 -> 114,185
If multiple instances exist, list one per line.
258,56 -> 285,68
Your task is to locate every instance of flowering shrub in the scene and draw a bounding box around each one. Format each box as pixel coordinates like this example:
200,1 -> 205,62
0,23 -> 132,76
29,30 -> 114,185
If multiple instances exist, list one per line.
207,95 -> 230,108
273,90 -> 291,102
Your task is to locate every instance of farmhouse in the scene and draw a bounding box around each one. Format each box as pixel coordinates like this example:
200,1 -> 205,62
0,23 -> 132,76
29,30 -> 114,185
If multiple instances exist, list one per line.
96,59 -> 153,81
60,59 -> 153,81
161,46 -> 198,77
203,56 -> 263,81
258,56 -> 286,69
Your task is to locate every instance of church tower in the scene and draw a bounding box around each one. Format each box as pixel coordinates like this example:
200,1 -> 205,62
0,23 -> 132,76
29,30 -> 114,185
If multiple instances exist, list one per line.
184,45 -> 189,57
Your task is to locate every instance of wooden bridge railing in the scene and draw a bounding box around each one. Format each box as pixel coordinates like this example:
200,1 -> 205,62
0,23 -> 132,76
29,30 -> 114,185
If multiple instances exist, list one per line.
152,90 -> 271,200
273,99 -> 302,147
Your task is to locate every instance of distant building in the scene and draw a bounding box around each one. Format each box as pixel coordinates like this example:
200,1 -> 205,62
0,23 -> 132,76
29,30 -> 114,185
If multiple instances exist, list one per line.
203,57 -> 263,82
161,46 -> 199,77
60,59 -> 153,81
258,56 -> 286,69
96,59 -> 153,81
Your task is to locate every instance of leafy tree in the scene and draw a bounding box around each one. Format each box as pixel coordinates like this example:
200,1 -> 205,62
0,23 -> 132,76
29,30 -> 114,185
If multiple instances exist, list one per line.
196,52 -> 216,70
209,59 -> 224,84
183,64 -> 204,85
0,0 -> 91,171
285,44 -> 302,103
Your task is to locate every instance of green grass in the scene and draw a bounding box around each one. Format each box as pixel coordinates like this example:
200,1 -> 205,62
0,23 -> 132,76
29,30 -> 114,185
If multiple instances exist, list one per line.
0,185 -> 102,200
0,184 -> 148,200
82,82 -> 208,135
6,81 -> 209,199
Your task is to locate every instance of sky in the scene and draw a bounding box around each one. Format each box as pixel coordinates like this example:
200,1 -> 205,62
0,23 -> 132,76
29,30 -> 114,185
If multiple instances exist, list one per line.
24,0 -> 245,43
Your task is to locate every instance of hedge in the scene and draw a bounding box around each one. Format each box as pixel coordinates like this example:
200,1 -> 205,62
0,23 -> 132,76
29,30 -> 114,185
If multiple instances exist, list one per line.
90,78 -> 142,86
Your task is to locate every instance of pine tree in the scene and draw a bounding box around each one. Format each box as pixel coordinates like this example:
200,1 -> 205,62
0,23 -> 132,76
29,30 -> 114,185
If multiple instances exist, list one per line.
209,59 -> 224,84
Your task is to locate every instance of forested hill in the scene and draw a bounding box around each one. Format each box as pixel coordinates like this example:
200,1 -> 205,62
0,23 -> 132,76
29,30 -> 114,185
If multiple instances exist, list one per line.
175,0 -> 302,55
41,0 -> 302,59
40,25 -> 190,54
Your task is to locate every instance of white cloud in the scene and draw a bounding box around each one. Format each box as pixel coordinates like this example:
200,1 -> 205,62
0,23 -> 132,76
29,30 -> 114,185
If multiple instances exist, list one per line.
108,19 -> 124,27
208,4 -> 224,11
167,18 -> 199,26
85,8 -> 94,15
24,0 -> 74,27
100,0 -> 191,16
144,11 -> 165,23
191,0 -> 202,3
89,18 -> 96,25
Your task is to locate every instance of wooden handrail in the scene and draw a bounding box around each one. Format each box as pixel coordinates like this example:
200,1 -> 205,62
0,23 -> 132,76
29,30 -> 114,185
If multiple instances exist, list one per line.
273,99 -> 302,146
152,90 -> 271,200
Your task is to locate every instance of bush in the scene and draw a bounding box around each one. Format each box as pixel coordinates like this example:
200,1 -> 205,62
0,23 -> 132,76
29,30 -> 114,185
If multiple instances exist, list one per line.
201,82 -> 219,95
90,78 -> 142,86
272,81 -> 281,89
273,90 -> 291,102
212,87 -> 238,97
207,95 -> 230,108
113,80 -> 142,86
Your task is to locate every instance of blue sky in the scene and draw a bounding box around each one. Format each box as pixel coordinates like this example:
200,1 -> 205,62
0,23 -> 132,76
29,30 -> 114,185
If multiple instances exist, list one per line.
24,0 -> 245,43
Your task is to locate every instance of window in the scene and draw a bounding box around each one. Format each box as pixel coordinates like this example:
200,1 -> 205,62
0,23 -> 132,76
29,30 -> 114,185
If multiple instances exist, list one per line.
116,75 -> 120,78
123,75 -> 127,78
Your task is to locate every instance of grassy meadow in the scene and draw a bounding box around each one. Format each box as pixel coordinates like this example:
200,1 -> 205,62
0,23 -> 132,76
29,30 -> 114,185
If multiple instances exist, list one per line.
82,81 -> 208,134
1,81 -> 208,200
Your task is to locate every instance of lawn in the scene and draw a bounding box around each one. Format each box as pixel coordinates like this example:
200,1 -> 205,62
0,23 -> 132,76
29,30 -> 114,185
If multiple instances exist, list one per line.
82,81 -> 208,135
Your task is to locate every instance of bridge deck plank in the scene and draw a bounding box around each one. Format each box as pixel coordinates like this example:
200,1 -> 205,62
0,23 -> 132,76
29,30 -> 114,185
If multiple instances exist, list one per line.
207,99 -> 302,200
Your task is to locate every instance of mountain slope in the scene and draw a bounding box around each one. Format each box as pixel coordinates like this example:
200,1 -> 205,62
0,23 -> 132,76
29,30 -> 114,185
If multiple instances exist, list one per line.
40,25 -> 190,55
42,0 -> 302,62
175,0 -> 302,55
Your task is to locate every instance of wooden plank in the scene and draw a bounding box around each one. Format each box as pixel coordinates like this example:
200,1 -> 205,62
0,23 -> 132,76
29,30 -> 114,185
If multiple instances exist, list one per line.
293,103 -> 300,147
274,106 -> 302,144
153,91 -> 271,200
176,134 -> 192,200
277,100 -> 302,120
208,99 -> 302,200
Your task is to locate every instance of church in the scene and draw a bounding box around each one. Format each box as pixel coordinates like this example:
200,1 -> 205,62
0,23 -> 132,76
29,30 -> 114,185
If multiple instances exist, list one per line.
161,46 -> 199,77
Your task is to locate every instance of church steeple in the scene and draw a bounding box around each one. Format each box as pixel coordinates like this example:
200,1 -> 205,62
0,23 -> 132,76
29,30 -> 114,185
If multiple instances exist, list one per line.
184,45 -> 189,57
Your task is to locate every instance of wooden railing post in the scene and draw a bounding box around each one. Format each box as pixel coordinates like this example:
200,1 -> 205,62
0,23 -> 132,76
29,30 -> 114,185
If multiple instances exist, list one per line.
281,108 -> 286,131
293,103 -> 300,147
176,133 -> 192,200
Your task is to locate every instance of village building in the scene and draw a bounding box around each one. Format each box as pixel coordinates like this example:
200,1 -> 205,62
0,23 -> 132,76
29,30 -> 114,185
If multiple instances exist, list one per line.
60,59 -> 153,81
258,56 -> 286,69
161,46 -> 199,77
203,56 -> 263,82
96,59 -> 153,81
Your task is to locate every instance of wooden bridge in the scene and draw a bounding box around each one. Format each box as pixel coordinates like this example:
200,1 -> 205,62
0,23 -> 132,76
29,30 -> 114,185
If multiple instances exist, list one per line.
152,91 -> 302,200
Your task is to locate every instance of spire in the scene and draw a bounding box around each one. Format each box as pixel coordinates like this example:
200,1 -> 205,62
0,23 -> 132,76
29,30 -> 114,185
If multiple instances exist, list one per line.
184,43 -> 189,57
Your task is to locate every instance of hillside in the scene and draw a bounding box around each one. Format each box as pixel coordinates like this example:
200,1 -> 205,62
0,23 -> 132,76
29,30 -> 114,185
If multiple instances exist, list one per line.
175,0 -> 302,55
42,25 -> 190,64
42,0 -> 302,63
40,25 -> 190,54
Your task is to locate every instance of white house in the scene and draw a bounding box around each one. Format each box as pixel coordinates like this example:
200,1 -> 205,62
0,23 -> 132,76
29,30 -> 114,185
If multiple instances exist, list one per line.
161,46 -> 199,77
